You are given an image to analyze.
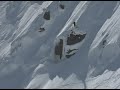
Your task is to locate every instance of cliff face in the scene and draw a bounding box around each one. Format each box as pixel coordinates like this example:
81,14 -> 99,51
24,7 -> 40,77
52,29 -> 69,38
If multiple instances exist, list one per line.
0,1 -> 120,89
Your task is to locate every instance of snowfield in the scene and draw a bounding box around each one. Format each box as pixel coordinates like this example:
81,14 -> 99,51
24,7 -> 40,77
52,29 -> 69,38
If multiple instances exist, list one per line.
0,1 -> 120,89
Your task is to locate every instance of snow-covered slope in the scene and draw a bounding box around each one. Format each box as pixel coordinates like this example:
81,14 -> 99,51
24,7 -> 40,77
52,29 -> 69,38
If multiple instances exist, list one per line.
88,4 -> 120,77
0,1 -> 120,89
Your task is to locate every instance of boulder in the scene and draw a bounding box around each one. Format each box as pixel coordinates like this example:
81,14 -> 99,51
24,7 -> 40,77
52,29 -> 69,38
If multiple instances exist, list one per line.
43,11 -> 50,20
67,31 -> 86,45
59,4 -> 65,9
38,27 -> 45,32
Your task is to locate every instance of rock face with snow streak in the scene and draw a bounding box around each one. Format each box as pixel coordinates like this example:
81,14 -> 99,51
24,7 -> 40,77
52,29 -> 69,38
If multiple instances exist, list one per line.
54,28 -> 86,62
0,1 -> 120,89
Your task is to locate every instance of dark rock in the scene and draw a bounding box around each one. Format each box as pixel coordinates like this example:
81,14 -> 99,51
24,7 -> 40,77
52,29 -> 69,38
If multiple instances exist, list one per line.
73,22 -> 76,27
59,4 -> 65,9
100,39 -> 107,48
67,31 -> 86,45
43,11 -> 50,20
55,39 -> 63,59
102,39 -> 107,46
38,27 -> 45,32
99,34 -> 108,49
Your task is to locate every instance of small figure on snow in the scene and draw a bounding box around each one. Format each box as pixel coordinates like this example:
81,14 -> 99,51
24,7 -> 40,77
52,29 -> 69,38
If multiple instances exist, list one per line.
73,21 -> 78,28
73,22 -> 76,27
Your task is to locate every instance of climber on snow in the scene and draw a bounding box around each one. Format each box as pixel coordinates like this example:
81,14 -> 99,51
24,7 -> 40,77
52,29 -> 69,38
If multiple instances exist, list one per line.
73,21 -> 78,28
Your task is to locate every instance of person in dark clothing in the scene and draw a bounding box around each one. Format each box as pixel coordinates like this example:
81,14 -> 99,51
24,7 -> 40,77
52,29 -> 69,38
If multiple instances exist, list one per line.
73,22 -> 76,27
73,21 -> 78,28
43,10 -> 50,20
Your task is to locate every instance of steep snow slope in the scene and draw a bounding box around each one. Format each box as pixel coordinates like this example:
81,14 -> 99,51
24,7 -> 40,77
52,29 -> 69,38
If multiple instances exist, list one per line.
88,3 -> 120,77
26,1 -> 118,89
0,1 -> 120,89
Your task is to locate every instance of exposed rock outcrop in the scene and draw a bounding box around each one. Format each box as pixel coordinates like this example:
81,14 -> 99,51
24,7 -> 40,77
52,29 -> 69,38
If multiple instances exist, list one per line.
67,31 -> 86,45
43,11 -> 50,20
54,39 -> 63,59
